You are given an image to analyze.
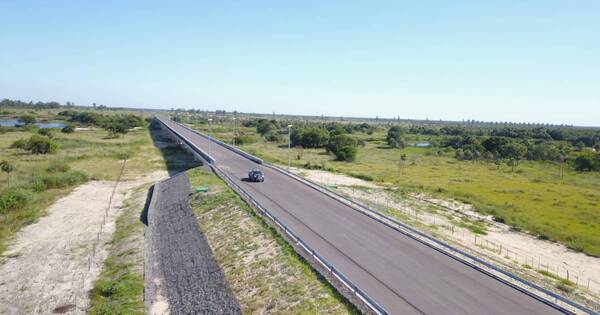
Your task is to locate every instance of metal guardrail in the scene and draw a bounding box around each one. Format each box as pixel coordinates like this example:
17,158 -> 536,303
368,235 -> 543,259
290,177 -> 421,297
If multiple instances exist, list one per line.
156,117 -> 216,164
176,122 -> 264,164
154,117 -> 388,315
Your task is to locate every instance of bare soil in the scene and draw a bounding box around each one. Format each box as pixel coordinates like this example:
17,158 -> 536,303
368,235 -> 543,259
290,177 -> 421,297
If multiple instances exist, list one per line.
0,171 -> 167,315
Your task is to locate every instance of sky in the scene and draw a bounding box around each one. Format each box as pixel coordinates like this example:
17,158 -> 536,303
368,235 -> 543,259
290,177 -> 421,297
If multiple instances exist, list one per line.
1,1 -> 599,126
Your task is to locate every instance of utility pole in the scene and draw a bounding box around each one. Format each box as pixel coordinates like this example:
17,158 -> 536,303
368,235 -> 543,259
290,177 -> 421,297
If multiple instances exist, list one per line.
232,117 -> 237,146
287,124 -> 293,170
208,118 -> 213,156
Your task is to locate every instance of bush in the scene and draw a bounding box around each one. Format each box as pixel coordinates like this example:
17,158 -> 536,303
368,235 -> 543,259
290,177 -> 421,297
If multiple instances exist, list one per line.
12,135 -> 59,154
0,188 -> 33,214
235,135 -> 257,145
32,170 -> 88,191
28,135 -> 60,154
17,114 -> 36,125
265,133 -> 280,142
37,128 -> 54,138
10,138 -> 28,149
46,161 -> 70,173
100,114 -> 146,136
61,125 -> 75,133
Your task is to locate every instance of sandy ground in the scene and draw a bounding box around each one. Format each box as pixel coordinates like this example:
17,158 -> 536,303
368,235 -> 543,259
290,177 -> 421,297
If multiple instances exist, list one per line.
292,167 -> 378,188
0,170 -> 167,315
290,167 -> 600,302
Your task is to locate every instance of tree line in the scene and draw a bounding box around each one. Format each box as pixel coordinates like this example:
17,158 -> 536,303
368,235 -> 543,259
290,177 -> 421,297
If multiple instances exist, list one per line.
243,118 -> 374,161
393,125 -> 600,172
58,111 -> 147,136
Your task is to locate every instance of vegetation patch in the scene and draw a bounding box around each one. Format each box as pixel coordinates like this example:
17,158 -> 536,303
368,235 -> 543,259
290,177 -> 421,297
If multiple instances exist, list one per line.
88,184 -> 149,315
188,168 -> 357,314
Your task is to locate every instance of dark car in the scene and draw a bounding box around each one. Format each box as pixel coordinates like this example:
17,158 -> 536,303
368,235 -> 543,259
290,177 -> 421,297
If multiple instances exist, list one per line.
248,169 -> 265,182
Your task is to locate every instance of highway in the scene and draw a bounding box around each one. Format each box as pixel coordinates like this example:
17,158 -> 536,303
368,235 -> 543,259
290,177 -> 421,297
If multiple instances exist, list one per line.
158,117 -> 565,315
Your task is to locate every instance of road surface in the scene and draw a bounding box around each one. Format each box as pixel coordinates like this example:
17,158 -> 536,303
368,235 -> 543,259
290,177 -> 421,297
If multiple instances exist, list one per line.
158,117 -> 564,315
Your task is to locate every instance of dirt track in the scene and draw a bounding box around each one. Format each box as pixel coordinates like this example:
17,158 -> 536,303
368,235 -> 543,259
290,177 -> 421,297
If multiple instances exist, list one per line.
0,171 -> 166,315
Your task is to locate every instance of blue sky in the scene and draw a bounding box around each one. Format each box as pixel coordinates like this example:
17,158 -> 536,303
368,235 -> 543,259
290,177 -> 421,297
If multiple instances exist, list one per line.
1,1 -> 598,126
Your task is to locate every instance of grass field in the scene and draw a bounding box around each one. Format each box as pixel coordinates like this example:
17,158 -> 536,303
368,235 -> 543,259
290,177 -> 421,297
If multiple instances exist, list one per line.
0,126 -> 168,255
188,121 -> 600,257
188,167 -> 357,314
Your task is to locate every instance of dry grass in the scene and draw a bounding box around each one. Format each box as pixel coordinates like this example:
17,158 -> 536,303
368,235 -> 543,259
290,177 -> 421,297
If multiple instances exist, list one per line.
188,168 -> 357,314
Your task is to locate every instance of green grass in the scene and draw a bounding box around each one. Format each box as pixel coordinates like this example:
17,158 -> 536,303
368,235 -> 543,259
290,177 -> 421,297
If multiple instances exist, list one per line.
0,124 -> 169,255
188,167 -> 357,314
188,122 -> 600,257
88,184 -> 150,315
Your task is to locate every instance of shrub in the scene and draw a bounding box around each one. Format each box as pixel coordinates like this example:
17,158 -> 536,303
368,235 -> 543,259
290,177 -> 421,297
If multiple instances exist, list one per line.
10,138 -> 28,149
0,188 -> 32,214
235,135 -> 257,145
32,170 -> 88,191
28,135 -> 59,154
100,114 -> 147,136
11,135 -> 59,154
265,133 -> 280,142
37,128 -> 54,138
17,114 -> 36,125
46,161 -> 70,173
61,125 -> 75,133
350,173 -> 374,181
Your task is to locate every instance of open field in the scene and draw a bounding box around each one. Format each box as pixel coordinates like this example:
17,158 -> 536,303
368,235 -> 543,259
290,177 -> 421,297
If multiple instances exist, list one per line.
188,121 -> 600,257
188,167 -> 356,314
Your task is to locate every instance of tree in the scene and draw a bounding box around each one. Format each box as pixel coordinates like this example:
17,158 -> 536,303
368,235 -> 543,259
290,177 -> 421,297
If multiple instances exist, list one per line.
256,119 -> 276,136
573,152 -> 599,172
0,160 -> 14,188
291,128 -> 330,148
326,134 -> 357,161
17,114 -> 36,125
499,142 -> 526,171
386,126 -> 406,148
300,128 -> 330,148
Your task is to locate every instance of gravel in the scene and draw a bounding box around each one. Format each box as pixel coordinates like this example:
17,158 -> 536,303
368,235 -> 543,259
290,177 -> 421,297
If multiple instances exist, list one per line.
144,172 -> 241,315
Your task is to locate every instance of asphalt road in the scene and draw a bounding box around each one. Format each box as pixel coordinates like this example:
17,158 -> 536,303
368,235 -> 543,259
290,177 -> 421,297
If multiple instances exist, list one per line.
158,117 -> 564,315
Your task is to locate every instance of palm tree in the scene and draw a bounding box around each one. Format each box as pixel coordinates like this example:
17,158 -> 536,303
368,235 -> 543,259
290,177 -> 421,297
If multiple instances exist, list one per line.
0,160 -> 14,188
